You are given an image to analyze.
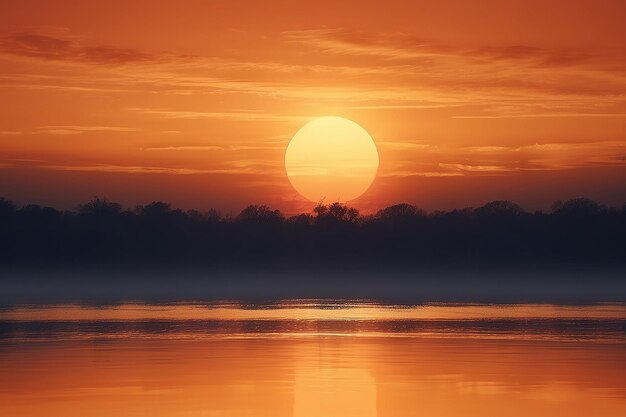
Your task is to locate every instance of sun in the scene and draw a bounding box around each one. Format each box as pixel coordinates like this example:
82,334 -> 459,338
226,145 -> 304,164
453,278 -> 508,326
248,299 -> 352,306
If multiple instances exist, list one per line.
285,117 -> 379,202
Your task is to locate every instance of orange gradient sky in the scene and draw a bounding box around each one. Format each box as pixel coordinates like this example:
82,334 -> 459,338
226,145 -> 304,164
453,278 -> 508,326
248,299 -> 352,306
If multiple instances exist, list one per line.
0,0 -> 625,213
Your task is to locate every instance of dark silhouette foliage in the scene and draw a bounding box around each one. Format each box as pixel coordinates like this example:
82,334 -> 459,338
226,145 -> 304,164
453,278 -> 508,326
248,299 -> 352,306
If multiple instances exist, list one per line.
0,196 -> 624,268
474,200 -> 524,218
375,203 -> 426,225
0,197 -> 15,217
552,198 -> 603,217
237,205 -> 284,224
314,202 -> 359,225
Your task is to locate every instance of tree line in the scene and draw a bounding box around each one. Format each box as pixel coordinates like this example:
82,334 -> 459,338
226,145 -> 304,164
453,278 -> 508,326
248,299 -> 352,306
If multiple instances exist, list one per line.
0,196 -> 624,267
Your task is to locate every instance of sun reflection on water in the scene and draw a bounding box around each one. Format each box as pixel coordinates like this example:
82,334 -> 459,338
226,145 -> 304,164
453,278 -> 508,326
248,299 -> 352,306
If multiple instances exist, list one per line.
0,302 -> 625,417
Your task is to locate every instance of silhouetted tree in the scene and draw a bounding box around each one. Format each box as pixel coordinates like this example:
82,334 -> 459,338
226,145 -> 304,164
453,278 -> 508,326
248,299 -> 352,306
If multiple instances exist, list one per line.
0,197 -> 16,257
139,201 -> 179,217
289,213 -> 314,226
78,197 -> 122,218
206,208 -> 221,223
314,202 -> 359,225
375,203 -> 425,224
186,209 -> 205,222
18,204 -> 61,223
474,200 -> 524,218
0,197 -> 15,217
1,195 -> 624,267
237,205 -> 283,224
552,198 -> 602,217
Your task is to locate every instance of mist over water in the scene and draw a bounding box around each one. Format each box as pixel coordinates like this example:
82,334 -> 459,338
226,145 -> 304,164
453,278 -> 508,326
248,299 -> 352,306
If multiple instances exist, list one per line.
1,266 -> 625,304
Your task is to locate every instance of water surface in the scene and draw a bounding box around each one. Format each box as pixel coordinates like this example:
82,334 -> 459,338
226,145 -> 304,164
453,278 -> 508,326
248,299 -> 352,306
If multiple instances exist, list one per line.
1,302 -> 625,417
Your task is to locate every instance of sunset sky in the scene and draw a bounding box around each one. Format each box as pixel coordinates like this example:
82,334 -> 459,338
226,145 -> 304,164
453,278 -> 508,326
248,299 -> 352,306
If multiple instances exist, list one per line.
1,0 -> 625,213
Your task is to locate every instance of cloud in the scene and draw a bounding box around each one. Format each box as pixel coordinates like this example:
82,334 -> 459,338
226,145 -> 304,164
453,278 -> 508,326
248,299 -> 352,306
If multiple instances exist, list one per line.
381,170 -> 464,178
284,29 -> 446,61
132,108 -> 308,122
280,28 -> 626,110
460,140 -> 626,156
379,140 -> 626,177
141,146 -> 225,152
378,141 -> 430,150
345,103 -> 462,110
461,146 -> 511,153
284,28 -> 618,70
2,29 -> 623,117
41,163 -> 220,175
141,144 -> 284,152
472,44 -> 592,67
1,32 -> 153,65
230,145 -> 285,151
37,125 -> 140,135
439,163 -> 518,173
42,129 -> 83,135
1,161 -> 256,175
452,113 -> 626,119
0,157 -> 283,176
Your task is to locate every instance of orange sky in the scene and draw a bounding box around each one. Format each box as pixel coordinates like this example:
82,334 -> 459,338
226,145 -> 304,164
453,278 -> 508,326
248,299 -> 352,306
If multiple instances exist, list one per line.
0,0 -> 625,213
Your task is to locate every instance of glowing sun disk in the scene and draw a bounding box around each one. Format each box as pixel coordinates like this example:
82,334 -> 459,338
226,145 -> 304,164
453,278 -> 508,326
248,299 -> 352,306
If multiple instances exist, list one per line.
285,116 -> 379,202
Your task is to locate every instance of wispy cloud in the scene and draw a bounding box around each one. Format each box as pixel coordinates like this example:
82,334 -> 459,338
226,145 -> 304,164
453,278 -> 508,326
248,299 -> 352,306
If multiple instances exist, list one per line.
141,144 -> 284,152
453,113 -> 626,119
378,141 -> 430,150
2,29 -> 624,118
345,103 -> 463,110
131,108 -> 309,122
141,145 -> 225,152
0,32 -> 153,65
284,28 -> 623,70
379,140 -> 626,177
38,125 -> 140,135
381,170 -> 464,178
1,157 -> 283,176
41,163 -> 220,175
439,163 -> 518,173
284,29 -> 447,61
464,141 -> 625,152
1,161 -> 271,176
230,145 -> 285,151
461,146 -> 511,153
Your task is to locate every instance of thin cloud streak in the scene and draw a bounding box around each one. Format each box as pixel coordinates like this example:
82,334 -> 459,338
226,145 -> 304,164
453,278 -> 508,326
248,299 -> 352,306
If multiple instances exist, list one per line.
378,141 -> 431,150
0,32 -> 154,65
452,113 -> 626,119
381,170 -> 464,178
378,140 -> 626,177
284,29 -> 449,61
0,158 -> 283,176
3,29 -> 624,115
439,163 -> 518,173
132,108 -> 309,122
141,146 -> 225,152
38,125 -> 141,135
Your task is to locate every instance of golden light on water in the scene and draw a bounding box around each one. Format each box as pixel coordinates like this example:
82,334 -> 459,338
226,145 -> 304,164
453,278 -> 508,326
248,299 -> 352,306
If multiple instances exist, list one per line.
294,368 -> 376,417
1,303 -> 626,417
4,302 -> 624,322
285,117 -> 379,202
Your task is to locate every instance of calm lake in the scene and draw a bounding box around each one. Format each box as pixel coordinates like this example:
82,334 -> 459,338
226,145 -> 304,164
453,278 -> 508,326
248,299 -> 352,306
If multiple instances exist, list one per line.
1,302 -> 625,417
